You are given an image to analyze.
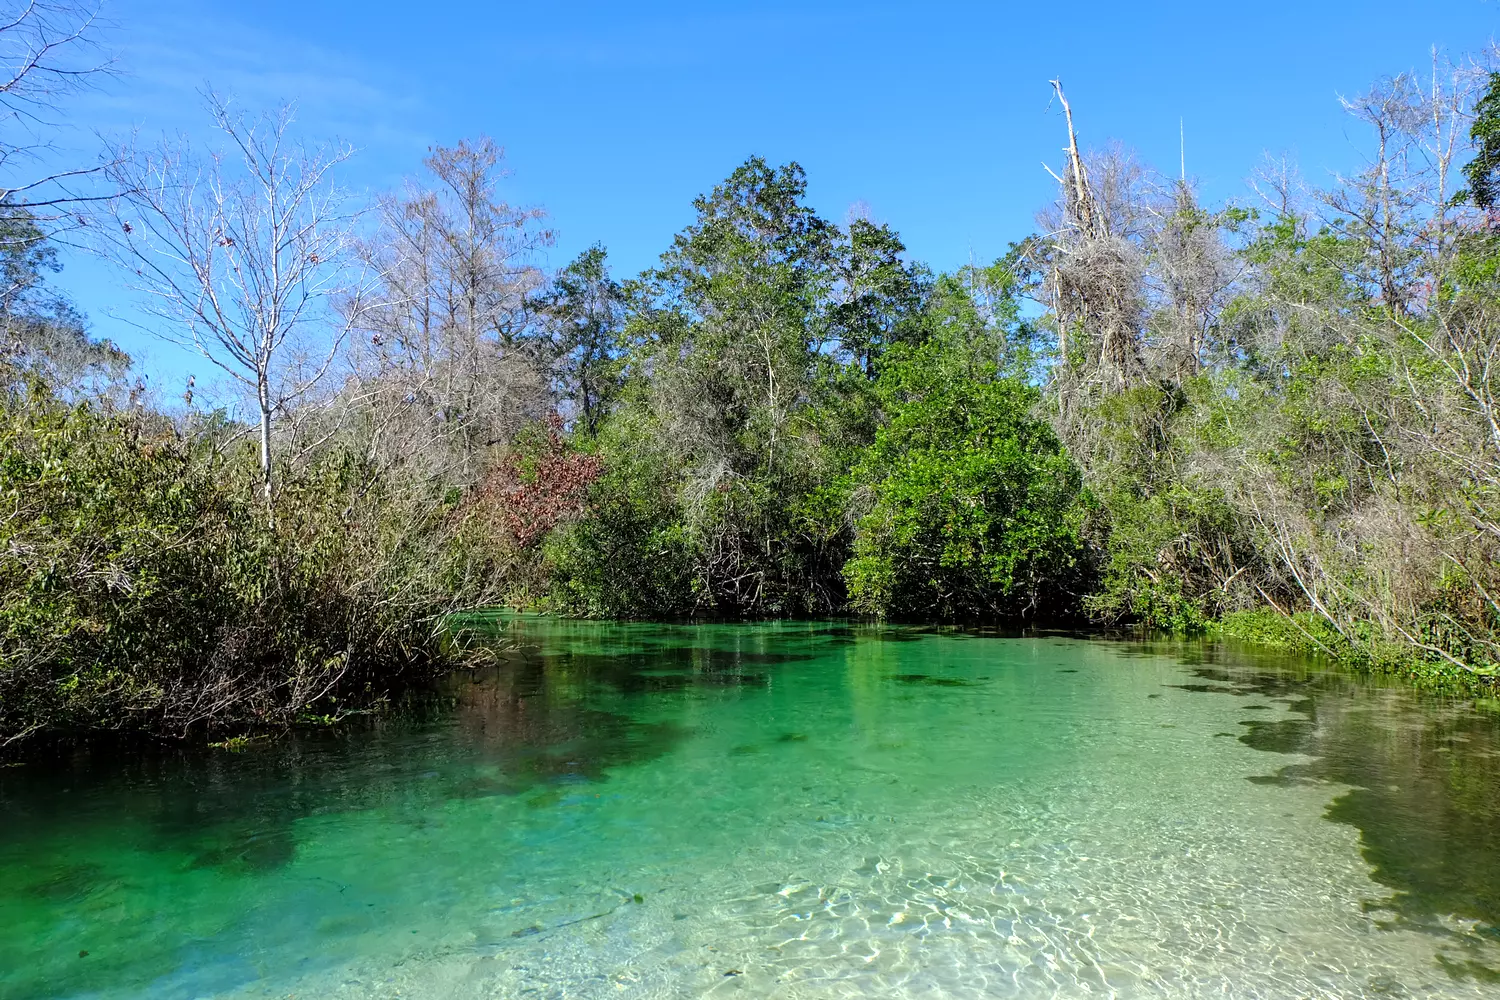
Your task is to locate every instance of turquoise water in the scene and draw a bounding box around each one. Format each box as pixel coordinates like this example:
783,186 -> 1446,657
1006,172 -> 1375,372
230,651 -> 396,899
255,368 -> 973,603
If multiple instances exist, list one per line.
4,619 -> 1500,998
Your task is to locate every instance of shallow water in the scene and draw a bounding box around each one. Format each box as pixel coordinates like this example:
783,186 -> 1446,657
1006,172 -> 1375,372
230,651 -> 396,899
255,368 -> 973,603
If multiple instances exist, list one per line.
4,619 -> 1500,999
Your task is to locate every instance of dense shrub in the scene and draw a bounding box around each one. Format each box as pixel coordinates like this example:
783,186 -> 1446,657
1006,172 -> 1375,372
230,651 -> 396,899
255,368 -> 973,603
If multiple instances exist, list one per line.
542,443 -> 697,618
0,378 -> 510,745
843,344 -> 1092,619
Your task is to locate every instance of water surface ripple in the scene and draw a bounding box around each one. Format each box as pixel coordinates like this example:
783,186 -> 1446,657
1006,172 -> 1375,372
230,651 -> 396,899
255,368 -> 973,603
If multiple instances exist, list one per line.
3,620 -> 1500,998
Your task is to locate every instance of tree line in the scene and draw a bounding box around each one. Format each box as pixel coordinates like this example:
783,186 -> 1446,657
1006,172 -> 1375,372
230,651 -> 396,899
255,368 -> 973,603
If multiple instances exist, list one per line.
4,1 -> 1500,746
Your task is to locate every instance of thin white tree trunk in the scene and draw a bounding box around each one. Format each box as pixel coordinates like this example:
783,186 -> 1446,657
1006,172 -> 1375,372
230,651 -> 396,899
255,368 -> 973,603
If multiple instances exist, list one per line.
258,375 -> 274,509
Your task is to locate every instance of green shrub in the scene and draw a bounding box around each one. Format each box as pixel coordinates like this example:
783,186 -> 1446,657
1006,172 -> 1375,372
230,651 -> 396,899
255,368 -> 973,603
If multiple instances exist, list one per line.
542,457 -> 697,618
1087,481 -> 1254,630
0,379 -> 509,746
843,344 -> 1092,620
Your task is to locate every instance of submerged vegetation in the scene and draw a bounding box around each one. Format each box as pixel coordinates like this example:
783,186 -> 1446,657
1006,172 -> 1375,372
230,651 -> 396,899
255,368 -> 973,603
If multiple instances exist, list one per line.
4,2 -> 1500,745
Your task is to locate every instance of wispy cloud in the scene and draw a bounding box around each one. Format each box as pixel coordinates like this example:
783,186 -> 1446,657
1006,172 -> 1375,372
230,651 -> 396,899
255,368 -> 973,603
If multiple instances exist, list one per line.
73,0 -> 431,183
51,0 -> 442,393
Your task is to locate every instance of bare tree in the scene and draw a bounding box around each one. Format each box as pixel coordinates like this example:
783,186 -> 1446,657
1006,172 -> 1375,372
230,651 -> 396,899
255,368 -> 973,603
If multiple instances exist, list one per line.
98,94 -> 363,505
345,137 -> 553,481
1323,57 -> 1491,315
1143,182 -> 1243,378
0,1 -> 114,230
1327,75 -> 1428,315
1038,81 -> 1148,389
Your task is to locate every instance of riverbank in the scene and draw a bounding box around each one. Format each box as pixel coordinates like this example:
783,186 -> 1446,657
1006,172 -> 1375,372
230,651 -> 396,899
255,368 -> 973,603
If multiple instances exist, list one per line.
8,601 -> 1499,756
1208,610 -> 1500,699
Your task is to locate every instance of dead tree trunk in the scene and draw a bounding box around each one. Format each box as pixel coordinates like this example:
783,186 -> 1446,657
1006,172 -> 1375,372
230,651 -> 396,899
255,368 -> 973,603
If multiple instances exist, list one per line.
1045,80 -> 1141,388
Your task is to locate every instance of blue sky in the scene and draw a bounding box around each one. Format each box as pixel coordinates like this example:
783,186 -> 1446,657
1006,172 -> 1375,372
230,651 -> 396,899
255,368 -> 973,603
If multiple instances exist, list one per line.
48,0 -> 1500,389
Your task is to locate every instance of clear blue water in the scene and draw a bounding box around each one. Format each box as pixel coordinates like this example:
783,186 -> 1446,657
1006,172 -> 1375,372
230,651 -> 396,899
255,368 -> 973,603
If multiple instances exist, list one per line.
3,619 -> 1500,998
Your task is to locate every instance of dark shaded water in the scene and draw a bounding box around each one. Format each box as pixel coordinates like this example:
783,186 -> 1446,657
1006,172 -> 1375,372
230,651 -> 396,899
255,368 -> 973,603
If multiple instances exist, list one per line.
3,619 -> 1499,998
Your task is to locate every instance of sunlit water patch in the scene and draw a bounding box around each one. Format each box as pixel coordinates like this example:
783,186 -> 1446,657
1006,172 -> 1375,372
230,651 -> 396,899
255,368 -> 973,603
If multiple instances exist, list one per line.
4,620 -> 1500,998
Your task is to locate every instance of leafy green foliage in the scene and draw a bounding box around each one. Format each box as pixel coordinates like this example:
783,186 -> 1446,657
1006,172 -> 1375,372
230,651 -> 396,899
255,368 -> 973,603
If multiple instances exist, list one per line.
1464,72 -> 1500,210
539,245 -> 626,436
546,160 -> 1094,625
1088,481 -> 1249,631
0,377 -> 513,743
843,342 -> 1091,619
549,159 -> 889,617
541,409 -> 698,618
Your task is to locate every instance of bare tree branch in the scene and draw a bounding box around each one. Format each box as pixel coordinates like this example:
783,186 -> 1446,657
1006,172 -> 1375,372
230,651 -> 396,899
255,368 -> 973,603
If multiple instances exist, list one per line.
96,92 -> 367,507
0,0 -> 116,226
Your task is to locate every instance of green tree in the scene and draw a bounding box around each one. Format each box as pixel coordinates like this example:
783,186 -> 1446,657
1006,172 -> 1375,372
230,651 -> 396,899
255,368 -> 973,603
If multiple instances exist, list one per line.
0,207 -> 128,397
844,341 -> 1091,619
541,244 -> 625,436
554,159 -> 850,615
828,219 -> 926,376
1463,71 -> 1500,210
